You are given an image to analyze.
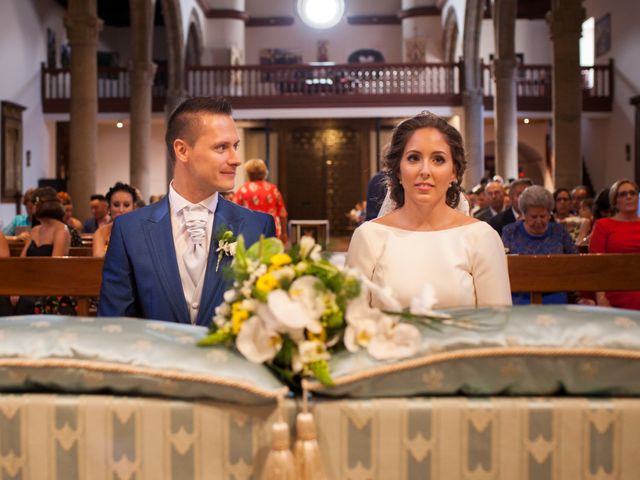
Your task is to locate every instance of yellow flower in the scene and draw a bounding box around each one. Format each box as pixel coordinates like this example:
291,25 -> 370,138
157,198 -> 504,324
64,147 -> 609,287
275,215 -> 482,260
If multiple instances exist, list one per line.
270,253 -> 292,268
256,273 -> 279,293
307,328 -> 326,343
231,309 -> 249,334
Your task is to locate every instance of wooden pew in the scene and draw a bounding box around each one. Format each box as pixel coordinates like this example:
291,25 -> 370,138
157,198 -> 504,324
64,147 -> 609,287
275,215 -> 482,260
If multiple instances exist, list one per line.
508,254 -> 640,304
0,257 -> 104,316
6,239 -> 93,257
1,254 -> 639,317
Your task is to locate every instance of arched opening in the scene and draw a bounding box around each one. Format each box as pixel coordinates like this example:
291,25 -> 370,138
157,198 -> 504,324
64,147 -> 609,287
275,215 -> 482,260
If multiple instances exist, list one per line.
185,10 -> 203,67
442,7 -> 459,64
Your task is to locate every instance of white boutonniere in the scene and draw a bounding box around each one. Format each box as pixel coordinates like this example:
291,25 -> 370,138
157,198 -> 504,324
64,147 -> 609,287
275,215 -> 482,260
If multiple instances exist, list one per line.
215,228 -> 237,272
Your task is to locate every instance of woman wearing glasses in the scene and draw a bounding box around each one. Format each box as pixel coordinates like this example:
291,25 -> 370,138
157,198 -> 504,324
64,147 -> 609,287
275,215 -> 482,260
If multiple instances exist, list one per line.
589,179 -> 640,309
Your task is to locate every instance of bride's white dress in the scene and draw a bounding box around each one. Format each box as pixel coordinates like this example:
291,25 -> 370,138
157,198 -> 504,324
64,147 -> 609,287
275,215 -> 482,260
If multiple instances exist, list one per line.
347,221 -> 512,309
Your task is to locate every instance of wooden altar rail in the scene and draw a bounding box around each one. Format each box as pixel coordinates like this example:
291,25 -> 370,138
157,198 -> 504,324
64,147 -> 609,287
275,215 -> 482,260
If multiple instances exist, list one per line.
0,254 -> 639,317
41,61 -> 612,112
0,257 -> 104,316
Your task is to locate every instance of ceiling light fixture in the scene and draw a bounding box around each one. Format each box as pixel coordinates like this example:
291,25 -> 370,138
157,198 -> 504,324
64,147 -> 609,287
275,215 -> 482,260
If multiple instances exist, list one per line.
298,0 -> 344,29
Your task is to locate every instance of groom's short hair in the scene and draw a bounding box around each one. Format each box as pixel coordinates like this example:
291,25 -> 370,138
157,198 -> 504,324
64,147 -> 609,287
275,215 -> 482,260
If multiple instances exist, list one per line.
165,96 -> 233,165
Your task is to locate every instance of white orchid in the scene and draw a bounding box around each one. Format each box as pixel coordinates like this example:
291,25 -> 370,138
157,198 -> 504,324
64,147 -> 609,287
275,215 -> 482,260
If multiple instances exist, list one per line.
368,316 -> 421,360
264,288 -> 322,334
298,341 -> 330,364
289,276 -> 325,321
236,316 -> 282,363
359,275 -> 403,311
299,235 -> 322,261
409,284 -> 438,316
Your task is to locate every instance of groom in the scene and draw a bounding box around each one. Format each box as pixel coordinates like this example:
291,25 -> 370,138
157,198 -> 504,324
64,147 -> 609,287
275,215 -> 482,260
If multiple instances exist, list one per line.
98,97 -> 275,325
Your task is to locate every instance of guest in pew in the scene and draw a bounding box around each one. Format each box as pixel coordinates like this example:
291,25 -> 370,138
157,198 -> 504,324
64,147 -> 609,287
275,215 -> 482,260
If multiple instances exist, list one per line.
553,188 -> 585,242
14,187 -> 75,315
2,188 -> 36,237
82,194 -> 110,233
488,178 -> 533,236
347,111 -> 511,309
502,185 -> 577,304
588,179 -> 640,309
57,191 -> 84,247
93,182 -> 137,257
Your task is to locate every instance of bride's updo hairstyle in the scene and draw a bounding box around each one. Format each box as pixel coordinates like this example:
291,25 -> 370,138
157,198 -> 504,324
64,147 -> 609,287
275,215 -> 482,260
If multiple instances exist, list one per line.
383,111 -> 466,209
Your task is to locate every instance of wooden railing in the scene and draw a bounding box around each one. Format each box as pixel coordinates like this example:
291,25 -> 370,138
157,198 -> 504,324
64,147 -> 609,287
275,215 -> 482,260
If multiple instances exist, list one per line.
41,61 -> 614,113
481,59 -> 613,111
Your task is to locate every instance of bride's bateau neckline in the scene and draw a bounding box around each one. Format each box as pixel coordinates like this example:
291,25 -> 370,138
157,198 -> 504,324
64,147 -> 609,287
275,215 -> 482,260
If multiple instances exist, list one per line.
366,220 -> 483,233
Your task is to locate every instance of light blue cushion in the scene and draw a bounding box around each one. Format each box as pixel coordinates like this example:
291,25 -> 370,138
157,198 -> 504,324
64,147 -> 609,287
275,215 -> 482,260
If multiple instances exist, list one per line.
0,316 -> 286,404
307,305 -> 640,397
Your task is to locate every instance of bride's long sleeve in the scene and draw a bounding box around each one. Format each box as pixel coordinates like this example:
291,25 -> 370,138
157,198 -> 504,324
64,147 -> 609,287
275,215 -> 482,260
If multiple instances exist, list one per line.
470,225 -> 512,306
346,224 -> 377,281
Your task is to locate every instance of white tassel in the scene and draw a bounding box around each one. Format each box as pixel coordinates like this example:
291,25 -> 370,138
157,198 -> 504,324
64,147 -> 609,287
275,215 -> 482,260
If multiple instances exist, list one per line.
261,396 -> 296,480
294,382 -> 327,480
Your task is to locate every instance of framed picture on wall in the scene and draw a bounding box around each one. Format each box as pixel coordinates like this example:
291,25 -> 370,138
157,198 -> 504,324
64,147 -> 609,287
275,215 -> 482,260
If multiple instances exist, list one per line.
1,101 -> 26,203
595,13 -> 611,57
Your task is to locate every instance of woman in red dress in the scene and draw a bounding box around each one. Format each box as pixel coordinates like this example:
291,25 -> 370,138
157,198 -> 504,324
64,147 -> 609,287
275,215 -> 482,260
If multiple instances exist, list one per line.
589,179 -> 640,309
233,158 -> 288,243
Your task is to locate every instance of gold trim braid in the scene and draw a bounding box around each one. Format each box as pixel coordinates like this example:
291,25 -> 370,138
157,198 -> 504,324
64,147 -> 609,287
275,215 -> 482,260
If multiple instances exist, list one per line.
0,358 -> 288,399
306,346 -> 640,391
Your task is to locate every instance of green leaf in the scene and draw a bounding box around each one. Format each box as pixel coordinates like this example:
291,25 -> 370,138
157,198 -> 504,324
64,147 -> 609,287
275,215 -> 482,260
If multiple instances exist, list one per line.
275,335 -> 296,367
247,236 -> 284,263
308,359 -> 334,386
232,235 -> 248,274
197,329 -> 233,346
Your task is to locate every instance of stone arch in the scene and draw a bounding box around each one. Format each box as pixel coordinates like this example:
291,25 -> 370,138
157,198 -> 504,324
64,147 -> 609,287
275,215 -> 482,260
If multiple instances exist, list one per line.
442,7 -> 459,64
185,8 -> 203,66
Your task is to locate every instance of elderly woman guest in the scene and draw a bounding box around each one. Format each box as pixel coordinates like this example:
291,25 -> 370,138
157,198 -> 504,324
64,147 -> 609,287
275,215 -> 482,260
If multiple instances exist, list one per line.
589,179 -> 640,309
233,158 -> 289,243
93,182 -> 137,257
502,185 -> 577,304
347,112 -> 511,309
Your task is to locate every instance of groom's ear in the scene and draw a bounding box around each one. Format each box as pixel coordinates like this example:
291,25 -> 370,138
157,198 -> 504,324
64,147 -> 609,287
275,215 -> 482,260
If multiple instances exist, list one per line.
173,139 -> 190,164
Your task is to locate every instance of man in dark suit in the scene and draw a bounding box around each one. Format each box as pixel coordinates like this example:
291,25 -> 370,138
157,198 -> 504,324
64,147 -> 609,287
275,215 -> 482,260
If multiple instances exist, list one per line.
488,178 -> 533,236
365,170 -> 387,220
98,97 -> 275,325
473,180 -> 505,222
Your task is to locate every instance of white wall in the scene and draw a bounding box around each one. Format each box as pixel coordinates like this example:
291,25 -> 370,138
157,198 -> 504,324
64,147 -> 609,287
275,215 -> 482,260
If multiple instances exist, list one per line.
0,0 -> 66,226
582,0 -> 639,191
479,19 -> 552,64
95,117 -> 167,199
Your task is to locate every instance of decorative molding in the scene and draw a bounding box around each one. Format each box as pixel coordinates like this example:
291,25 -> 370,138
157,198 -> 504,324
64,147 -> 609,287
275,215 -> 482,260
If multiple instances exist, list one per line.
347,15 -> 400,26
196,0 -> 249,21
397,6 -> 441,20
246,16 -> 295,27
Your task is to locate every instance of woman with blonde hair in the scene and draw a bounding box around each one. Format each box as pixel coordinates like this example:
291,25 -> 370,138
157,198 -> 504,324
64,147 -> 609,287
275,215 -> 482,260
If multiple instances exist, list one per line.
589,178 -> 640,309
233,158 -> 289,243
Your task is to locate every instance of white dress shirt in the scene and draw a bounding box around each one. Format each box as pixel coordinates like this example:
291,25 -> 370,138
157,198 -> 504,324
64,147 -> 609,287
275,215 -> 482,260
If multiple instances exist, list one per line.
168,183 -> 218,324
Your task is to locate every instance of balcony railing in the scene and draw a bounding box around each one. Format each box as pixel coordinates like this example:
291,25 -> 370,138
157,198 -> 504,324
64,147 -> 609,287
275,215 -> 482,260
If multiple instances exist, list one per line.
41,60 -> 613,113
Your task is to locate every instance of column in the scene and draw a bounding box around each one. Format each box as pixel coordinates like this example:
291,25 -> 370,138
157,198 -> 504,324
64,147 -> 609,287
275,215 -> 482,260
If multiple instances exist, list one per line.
64,0 -> 102,220
461,0 -> 485,189
201,1 -> 247,70
399,1 -> 444,62
492,0 -> 518,181
129,0 -> 156,201
463,89 -> 485,189
546,0 -> 585,188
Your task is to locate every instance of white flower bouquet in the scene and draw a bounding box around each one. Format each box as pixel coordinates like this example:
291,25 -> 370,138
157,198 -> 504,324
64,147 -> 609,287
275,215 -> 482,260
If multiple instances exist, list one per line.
199,235 -> 475,387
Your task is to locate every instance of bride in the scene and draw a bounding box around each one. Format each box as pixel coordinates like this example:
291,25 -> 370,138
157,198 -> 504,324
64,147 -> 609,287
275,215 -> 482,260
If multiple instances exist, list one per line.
347,112 -> 512,309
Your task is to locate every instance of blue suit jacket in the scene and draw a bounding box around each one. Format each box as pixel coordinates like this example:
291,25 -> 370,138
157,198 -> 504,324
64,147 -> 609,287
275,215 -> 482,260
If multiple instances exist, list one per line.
98,196 -> 275,325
